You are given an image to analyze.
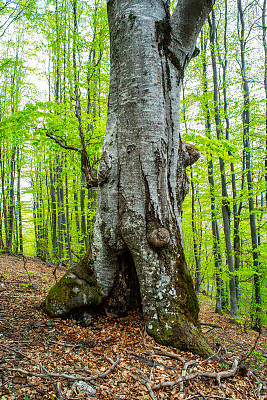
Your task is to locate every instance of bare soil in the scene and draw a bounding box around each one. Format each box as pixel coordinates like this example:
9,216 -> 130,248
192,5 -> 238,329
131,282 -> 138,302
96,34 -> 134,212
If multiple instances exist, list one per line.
0,253 -> 266,399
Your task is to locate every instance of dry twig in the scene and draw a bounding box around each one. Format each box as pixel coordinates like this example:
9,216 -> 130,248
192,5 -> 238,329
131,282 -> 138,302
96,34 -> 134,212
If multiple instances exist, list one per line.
239,332 -> 261,365
22,256 -> 34,287
106,356 -> 157,400
0,351 -> 121,383
180,360 -> 197,392
55,381 -> 64,400
184,395 -> 240,399
152,358 -> 239,390
149,345 -> 184,363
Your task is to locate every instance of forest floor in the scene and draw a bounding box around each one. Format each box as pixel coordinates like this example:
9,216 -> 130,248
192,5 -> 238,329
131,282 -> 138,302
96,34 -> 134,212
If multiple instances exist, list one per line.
0,253 -> 266,400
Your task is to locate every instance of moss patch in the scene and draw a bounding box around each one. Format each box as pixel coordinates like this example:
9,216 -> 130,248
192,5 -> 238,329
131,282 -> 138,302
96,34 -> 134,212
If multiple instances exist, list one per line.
45,271 -> 103,317
146,310 -> 213,358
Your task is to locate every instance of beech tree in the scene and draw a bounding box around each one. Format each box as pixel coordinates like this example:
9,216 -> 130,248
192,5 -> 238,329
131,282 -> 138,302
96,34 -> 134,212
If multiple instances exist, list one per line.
44,0 -> 215,357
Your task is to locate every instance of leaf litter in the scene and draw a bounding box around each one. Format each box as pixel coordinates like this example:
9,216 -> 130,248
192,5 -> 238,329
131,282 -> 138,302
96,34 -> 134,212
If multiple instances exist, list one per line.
0,253 -> 266,400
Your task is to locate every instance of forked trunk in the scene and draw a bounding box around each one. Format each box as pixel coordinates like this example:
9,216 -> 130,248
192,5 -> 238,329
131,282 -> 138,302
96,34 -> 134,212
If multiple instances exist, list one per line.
45,0 -> 214,357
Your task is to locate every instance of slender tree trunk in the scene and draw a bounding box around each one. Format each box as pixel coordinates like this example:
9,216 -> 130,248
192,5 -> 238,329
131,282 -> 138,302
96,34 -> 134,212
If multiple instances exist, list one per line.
46,0 -> 214,357
80,172 -> 88,251
73,177 -> 81,244
263,0 -> 267,206
0,203 -> 4,250
6,146 -> 16,253
0,146 -> 7,249
87,187 -> 97,242
49,162 -> 57,258
65,166 -> 73,268
190,168 -> 202,296
17,147 -> 23,255
209,11 -> 238,321
182,85 -> 202,296
56,158 -> 63,261
200,29 -> 224,314
237,0 -> 262,332
217,0 -> 242,305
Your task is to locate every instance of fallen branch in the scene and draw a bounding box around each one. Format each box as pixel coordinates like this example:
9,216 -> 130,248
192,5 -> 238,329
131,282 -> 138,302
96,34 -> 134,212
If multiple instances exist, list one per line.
0,352 -> 121,383
249,371 -> 267,396
184,395 -> 240,399
130,353 -> 177,371
55,381 -> 64,400
239,332 -> 261,365
0,343 -> 49,374
106,356 -> 157,400
22,256 -> 34,287
152,358 -> 239,390
148,345 -> 184,363
200,322 -> 223,330
180,360 -> 197,392
53,256 -> 68,282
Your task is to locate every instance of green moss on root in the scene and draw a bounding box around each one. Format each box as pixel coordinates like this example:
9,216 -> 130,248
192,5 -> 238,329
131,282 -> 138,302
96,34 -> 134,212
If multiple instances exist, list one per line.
45,272 -> 103,317
146,310 -> 213,358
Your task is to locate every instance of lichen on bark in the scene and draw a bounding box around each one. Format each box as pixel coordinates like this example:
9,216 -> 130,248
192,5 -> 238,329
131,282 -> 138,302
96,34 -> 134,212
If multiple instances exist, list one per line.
44,0 -> 214,358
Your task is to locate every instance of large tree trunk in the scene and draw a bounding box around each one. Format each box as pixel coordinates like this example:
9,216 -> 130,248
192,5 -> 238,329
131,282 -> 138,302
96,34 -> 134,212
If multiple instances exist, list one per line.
45,0 -> 214,357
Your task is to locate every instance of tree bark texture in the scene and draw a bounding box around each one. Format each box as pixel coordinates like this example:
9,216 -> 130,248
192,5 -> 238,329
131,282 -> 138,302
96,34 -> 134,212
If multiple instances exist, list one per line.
45,0 -> 214,357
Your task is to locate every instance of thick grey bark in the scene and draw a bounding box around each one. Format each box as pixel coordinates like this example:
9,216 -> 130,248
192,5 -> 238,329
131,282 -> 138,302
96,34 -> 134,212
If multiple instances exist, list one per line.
46,0 -> 214,357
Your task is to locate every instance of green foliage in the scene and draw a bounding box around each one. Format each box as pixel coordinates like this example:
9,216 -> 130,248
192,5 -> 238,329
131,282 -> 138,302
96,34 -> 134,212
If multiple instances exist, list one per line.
0,0 -> 109,262
0,0 -> 266,329
182,0 -> 267,326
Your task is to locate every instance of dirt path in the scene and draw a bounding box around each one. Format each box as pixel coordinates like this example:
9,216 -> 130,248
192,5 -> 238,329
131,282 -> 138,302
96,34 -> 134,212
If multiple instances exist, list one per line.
0,253 -> 266,399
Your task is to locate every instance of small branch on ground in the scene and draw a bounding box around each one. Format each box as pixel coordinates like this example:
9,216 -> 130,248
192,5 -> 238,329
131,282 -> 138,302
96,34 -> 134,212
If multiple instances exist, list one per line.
52,256 -> 68,282
130,353 -> 177,371
148,345 -> 184,363
183,395 -> 240,399
55,381 -> 64,400
239,332 -> 261,366
0,355 -> 121,383
180,360 -> 197,392
22,256 -> 34,287
0,343 -> 49,374
249,371 -> 267,396
152,358 -> 239,390
53,257 -> 61,283
106,356 -> 157,400
200,322 -> 224,333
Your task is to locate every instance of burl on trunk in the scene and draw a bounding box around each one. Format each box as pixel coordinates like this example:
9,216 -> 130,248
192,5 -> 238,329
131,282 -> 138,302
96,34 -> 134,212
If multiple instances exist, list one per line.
45,0 -> 214,357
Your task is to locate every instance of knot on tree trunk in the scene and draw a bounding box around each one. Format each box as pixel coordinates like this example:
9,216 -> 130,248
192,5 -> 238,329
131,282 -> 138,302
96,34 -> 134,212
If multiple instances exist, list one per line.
147,227 -> 170,248
182,143 -> 201,167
